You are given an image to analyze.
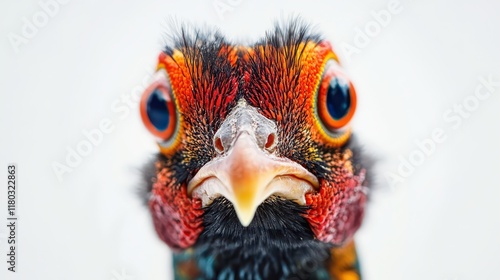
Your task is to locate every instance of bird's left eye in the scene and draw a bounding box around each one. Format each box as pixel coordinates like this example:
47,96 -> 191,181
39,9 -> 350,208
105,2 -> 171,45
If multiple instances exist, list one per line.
140,72 -> 178,141
316,60 -> 357,132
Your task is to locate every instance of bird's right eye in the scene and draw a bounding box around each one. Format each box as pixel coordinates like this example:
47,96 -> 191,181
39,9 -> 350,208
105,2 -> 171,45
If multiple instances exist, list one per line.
140,72 -> 178,141
316,60 -> 357,132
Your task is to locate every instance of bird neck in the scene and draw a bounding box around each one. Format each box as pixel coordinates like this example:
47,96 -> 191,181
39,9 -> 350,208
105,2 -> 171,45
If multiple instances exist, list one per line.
171,197 -> 362,279
172,240 -> 361,280
328,240 -> 362,280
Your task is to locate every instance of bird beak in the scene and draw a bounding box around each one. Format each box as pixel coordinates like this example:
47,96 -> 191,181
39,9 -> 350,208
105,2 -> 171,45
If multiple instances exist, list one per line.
188,132 -> 318,226
219,132 -> 268,226
187,101 -> 318,226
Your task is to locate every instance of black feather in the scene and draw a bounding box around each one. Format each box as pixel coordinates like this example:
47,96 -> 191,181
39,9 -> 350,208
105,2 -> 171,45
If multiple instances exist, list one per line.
191,196 -> 332,280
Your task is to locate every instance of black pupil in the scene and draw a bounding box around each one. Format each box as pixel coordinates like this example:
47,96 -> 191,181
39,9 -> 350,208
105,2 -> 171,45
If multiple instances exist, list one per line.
147,88 -> 170,131
326,77 -> 350,120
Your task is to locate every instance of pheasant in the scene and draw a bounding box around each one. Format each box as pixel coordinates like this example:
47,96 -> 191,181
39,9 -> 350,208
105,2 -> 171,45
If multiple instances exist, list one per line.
140,20 -> 370,280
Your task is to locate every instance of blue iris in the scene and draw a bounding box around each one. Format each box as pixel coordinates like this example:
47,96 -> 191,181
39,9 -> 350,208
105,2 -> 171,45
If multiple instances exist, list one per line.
326,77 -> 350,120
147,88 -> 170,131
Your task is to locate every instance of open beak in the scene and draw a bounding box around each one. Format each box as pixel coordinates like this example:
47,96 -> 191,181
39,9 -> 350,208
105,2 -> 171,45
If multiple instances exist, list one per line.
187,100 -> 318,226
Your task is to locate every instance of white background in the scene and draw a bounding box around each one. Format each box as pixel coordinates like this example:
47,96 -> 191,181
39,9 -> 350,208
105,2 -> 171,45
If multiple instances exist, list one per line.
1,0 -> 499,279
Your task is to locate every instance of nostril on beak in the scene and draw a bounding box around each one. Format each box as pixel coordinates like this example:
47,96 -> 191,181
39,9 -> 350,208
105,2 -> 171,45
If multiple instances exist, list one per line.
212,99 -> 278,154
264,132 -> 277,151
214,136 -> 224,153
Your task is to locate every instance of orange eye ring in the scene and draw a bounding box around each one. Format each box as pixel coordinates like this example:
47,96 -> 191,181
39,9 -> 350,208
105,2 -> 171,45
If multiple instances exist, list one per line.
140,76 -> 178,141
317,62 -> 357,131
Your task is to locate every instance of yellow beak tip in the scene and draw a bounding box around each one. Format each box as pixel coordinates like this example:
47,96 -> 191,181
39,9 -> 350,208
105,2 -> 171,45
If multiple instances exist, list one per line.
234,207 -> 257,227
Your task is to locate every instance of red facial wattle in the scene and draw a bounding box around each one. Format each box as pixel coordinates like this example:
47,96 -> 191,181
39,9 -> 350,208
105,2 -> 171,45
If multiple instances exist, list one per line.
149,164 -> 204,250
304,169 -> 367,244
